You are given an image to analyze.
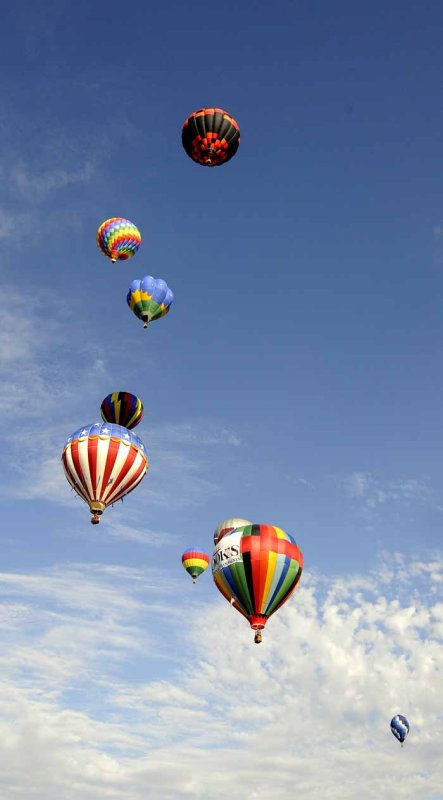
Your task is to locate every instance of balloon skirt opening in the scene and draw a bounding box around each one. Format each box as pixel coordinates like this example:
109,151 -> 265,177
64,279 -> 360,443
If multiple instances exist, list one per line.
250,614 -> 267,631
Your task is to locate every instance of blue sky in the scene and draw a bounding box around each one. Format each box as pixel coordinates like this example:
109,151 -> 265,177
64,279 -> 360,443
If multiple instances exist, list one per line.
0,1 -> 442,797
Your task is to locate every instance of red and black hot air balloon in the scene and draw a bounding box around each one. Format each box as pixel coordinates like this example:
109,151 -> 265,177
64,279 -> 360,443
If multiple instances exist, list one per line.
182,108 -> 240,167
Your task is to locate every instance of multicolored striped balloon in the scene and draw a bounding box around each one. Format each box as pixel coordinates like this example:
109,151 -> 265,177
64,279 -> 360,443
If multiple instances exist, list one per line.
97,217 -> 141,263
127,275 -> 174,329
213,517 -> 251,547
212,523 -> 303,641
62,422 -> 148,524
182,549 -> 210,583
182,108 -> 240,166
100,392 -> 144,430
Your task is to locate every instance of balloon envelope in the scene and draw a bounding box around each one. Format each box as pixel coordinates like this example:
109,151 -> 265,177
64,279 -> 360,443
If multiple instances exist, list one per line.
127,276 -> 174,328
212,523 -> 303,632
62,422 -> 148,523
182,108 -> 240,167
182,549 -> 210,582
213,518 -> 251,547
390,715 -> 410,744
100,392 -> 144,430
97,218 -> 141,262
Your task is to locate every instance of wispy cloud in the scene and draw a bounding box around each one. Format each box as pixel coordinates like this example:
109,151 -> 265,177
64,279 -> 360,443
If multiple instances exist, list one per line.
0,283 -> 243,520
150,422 -> 242,448
343,471 -> 431,509
0,209 -> 19,240
294,477 -> 314,488
0,107 -> 138,251
10,161 -> 96,200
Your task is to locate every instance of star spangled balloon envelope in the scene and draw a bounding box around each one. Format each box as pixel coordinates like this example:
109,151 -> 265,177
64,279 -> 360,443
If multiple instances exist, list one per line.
212,523 -> 303,634
61,422 -> 148,524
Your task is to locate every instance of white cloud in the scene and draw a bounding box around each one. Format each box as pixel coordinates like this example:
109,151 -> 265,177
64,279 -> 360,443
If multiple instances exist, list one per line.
343,472 -> 431,509
10,161 -> 96,200
151,422 -> 243,448
294,477 -> 314,488
102,517 -> 176,547
0,555 -> 440,798
0,284 -> 242,515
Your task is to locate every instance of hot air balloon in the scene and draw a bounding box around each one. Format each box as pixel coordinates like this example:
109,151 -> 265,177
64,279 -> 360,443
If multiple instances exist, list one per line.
213,518 -> 251,547
127,276 -> 174,329
212,523 -> 303,643
390,715 -> 410,746
182,549 -> 210,584
100,392 -> 144,430
97,218 -> 141,263
182,108 -> 240,167
62,422 -> 148,524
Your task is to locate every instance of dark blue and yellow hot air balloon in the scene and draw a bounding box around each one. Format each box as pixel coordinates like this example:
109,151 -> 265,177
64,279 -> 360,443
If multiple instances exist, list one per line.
100,392 -> 144,430
127,276 -> 174,329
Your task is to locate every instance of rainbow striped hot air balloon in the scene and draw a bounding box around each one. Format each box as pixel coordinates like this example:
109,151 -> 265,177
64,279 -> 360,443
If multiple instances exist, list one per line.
182,549 -> 210,584
127,276 -> 174,329
62,422 -> 148,524
97,217 -> 141,263
212,523 -> 303,642
100,392 -> 144,430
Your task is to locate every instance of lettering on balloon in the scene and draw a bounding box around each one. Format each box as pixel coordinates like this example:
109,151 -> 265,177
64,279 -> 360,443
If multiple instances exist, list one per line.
212,542 -> 241,574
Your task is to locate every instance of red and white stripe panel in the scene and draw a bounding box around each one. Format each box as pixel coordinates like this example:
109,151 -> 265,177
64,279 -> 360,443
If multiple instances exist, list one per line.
62,434 -> 148,508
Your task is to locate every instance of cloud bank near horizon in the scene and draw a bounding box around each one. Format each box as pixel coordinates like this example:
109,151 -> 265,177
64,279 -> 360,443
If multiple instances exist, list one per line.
0,554 -> 440,799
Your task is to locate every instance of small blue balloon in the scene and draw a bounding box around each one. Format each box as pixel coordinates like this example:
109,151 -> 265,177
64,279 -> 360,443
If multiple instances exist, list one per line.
390,714 -> 410,744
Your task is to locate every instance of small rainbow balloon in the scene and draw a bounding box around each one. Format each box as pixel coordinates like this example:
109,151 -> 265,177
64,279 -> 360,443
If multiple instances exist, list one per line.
182,549 -> 210,584
97,217 -> 141,263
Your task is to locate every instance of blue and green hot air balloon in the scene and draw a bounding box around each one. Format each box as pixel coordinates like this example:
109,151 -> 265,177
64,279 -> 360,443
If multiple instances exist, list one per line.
127,276 -> 174,329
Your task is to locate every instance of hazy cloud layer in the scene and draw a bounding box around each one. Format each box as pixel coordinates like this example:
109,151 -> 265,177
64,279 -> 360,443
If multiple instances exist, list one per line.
0,555 -> 440,798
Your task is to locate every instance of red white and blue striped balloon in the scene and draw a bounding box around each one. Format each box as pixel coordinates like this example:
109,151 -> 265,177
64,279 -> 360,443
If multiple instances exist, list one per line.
62,422 -> 148,524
